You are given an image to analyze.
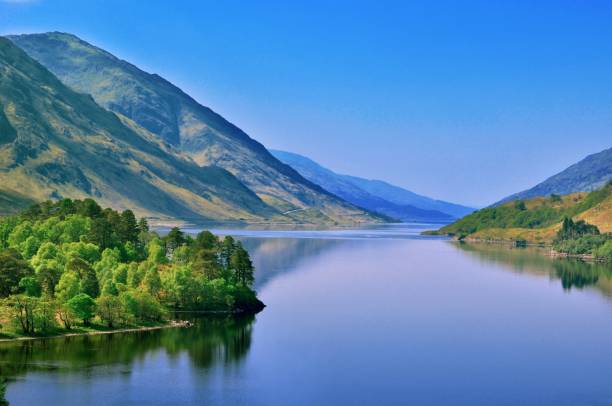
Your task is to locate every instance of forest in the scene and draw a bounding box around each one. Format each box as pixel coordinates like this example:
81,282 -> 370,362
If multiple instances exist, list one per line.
0,198 -> 264,337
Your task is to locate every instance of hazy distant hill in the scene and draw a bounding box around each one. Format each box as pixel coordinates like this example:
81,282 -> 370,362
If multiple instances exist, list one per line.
271,150 -> 474,221
497,147 -> 612,204
0,36 -> 281,222
9,32 -> 379,224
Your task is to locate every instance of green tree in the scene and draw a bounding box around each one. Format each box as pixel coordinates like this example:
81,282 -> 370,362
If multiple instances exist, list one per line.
147,239 -> 167,264
96,295 -> 122,328
34,296 -> 57,333
55,271 -> 81,303
56,302 -> 76,329
165,227 -> 185,253
143,267 -> 162,299
219,236 -> 236,271
66,293 -> 96,326
102,279 -> 119,296
119,210 -> 139,244
230,243 -> 255,287
19,276 -> 41,297
0,248 -> 33,297
2,295 -> 37,334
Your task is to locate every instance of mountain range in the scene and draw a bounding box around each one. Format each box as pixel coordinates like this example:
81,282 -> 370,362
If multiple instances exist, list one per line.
2,32 -> 380,224
496,147 -> 612,205
271,150 -> 474,221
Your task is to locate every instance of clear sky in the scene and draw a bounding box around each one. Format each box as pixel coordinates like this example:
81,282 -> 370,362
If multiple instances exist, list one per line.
2,0 -> 611,207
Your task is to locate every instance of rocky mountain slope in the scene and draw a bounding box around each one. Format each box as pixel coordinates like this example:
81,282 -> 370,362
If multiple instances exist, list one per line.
0,36 -> 283,222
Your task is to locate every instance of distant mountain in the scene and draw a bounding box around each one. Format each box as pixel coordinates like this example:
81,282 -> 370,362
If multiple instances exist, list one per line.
271,150 -> 475,221
9,32 -> 379,224
0,36 -> 283,222
497,147 -> 612,204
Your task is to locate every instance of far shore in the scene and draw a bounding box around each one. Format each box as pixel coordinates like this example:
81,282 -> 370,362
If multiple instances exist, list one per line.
0,320 -> 192,343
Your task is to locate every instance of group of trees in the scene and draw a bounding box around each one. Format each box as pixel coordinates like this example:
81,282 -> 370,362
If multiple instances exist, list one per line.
553,217 -> 612,259
0,198 -> 263,336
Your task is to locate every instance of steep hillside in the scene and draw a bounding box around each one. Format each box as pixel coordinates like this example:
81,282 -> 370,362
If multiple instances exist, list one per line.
0,36 -> 280,222
497,147 -> 612,204
0,190 -> 35,216
432,183 -> 612,243
9,32 -> 379,224
272,149 -> 474,221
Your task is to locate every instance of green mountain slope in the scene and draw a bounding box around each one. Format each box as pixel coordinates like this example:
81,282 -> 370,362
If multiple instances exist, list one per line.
0,36 -> 279,222
271,149 -> 474,221
497,147 -> 612,204
9,32 -> 379,224
432,183 -> 612,243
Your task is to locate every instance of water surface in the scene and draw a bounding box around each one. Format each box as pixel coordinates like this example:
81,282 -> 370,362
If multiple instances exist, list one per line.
3,224 -> 612,405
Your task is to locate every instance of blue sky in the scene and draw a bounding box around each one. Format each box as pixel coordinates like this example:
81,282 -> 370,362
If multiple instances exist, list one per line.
2,0 -> 611,206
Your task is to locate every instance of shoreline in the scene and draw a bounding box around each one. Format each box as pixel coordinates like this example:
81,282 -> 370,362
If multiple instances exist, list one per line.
0,320 -> 192,343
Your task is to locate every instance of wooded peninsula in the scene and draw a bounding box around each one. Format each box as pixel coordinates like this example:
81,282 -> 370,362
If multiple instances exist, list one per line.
0,198 -> 264,339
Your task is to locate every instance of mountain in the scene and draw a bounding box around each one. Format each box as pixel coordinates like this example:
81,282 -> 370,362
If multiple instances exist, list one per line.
271,150 -> 475,221
497,147 -> 612,204
0,36 -> 286,222
8,32 -> 379,225
339,175 -> 475,219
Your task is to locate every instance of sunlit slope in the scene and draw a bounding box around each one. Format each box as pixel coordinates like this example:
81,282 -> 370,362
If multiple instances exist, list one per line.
9,32 -> 382,224
432,184 -> 612,243
0,37 -> 279,222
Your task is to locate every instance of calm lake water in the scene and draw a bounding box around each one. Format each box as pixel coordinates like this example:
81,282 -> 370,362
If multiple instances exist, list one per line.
3,224 -> 612,405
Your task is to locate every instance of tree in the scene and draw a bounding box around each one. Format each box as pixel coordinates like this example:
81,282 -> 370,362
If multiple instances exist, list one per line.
102,279 -> 119,296
119,210 -> 139,244
147,239 -> 167,264
55,271 -> 80,303
557,218 -> 600,240
143,267 -> 162,299
3,295 -> 37,334
0,248 -> 33,297
66,293 -> 96,325
76,198 -> 102,218
88,216 -> 117,250
34,296 -> 57,333
514,200 -> 527,211
219,236 -> 236,271
66,257 -> 100,298
138,217 -> 149,233
165,227 -> 185,254
56,302 -> 76,329
96,295 -> 122,328
230,243 -> 254,287
82,268 -> 101,299
19,276 -> 41,297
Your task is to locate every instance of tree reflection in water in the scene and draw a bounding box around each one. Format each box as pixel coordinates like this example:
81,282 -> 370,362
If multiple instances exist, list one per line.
454,241 -> 612,294
0,314 -> 254,385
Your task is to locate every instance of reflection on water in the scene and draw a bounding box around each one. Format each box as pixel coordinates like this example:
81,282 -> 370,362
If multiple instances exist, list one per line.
455,242 -> 612,297
0,315 -> 253,399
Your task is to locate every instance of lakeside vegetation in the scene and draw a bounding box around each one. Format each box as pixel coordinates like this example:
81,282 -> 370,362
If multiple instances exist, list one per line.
0,198 -> 263,339
428,183 -> 612,261
552,217 -> 612,259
